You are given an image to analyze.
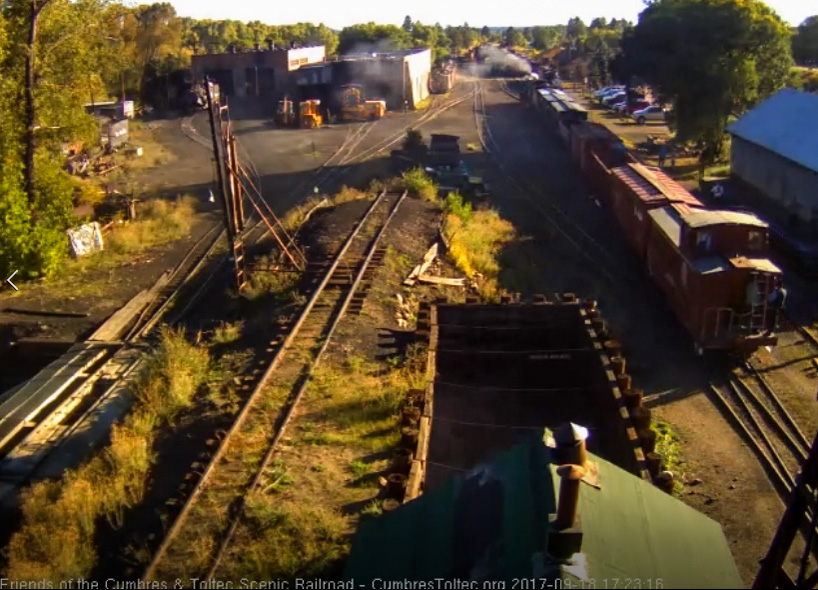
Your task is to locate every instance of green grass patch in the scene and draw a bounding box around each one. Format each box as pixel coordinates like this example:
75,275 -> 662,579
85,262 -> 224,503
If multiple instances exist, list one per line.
6,328 -> 209,579
211,321 -> 244,345
442,192 -> 515,300
400,167 -> 438,203
652,419 -> 685,496
222,345 -> 430,580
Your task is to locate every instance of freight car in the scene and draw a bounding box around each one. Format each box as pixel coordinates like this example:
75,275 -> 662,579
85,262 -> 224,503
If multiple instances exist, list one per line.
532,106 -> 782,355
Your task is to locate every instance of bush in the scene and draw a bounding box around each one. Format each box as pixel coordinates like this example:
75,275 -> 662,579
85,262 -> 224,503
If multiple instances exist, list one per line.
0,155 -> 73,280
402,129 -> 425,153
401,167 -> 438,202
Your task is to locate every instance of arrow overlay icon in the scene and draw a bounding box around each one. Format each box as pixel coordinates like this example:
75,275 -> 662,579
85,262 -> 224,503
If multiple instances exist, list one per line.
6,270 -> 18,291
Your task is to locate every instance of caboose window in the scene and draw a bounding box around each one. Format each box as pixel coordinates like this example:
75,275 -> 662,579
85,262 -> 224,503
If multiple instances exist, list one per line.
748,230 -> 764,250
696,231 -> 712,252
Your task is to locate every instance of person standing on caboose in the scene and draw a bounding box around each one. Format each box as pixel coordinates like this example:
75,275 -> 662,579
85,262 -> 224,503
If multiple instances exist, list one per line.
764,278 -> 787,336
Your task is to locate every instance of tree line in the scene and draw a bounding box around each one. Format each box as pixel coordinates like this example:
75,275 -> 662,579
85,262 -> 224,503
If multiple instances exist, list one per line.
0,0 -> 817,280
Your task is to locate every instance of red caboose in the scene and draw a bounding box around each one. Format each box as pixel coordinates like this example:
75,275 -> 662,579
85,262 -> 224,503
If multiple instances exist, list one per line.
645,205 -> 781,354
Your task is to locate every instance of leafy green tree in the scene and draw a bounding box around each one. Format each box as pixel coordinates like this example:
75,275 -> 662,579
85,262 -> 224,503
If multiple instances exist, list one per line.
622,0 -> 793,166
481,25 -> 490,39
338,23 -> 411,54
566,17 -> 587,41
402,15 -> 413,32
792,16 -> 818,64
504,27 -> 526,48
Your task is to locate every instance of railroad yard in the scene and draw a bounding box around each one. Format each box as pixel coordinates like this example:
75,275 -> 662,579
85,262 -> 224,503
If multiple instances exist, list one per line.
2,63 -> 818,587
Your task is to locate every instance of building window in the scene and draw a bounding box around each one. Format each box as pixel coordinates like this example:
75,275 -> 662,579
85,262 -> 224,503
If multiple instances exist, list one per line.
748,230 -> 764,251
696,231 -> 712,253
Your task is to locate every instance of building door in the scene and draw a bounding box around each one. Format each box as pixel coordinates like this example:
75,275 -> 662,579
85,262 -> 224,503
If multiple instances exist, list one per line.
204,69 -> 234,96
258,68 -> 276,96
245,68 -> 258,97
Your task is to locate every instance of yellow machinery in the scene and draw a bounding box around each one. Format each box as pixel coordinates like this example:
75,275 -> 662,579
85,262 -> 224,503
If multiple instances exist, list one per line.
340,85 -> 386,122
299,99 -> 323,128
275,97 -> 323,128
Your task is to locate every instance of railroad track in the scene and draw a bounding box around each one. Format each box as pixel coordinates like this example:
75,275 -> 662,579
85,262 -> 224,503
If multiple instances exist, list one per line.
474,79 -> 625,286
0,219 -> 229,505
710,364 -> 810,497
143,190 -> 407,582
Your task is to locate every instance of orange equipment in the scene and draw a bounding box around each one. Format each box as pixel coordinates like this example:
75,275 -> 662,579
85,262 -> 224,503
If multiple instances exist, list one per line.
299,99 -> 323,128
340,84 -> 386,122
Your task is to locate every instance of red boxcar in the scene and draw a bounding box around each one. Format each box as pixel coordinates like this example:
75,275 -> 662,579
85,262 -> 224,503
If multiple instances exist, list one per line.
609,163 -> 704,260
645,204 -> 781,352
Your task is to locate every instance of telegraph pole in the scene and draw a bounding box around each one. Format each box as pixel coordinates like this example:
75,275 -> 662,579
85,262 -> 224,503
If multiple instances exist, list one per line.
204,79 -> 234,245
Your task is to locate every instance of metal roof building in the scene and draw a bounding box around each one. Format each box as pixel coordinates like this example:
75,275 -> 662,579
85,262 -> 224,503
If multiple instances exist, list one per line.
726,88 -> 818,222
344,429 -> 743,589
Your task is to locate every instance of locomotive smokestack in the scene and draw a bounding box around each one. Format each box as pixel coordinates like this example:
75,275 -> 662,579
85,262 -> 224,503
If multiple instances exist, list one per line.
556,464 -> 585,529
266,39 -> 274,51
254,42 -> 260,51
547,423 -> 588,559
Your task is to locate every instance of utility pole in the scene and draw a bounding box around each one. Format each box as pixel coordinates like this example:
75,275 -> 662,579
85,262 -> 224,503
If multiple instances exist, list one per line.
205,79 -> 247,293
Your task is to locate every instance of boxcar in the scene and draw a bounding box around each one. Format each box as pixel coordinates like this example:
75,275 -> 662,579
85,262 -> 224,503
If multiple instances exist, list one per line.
608,163 -> 704,260
645,205 -> 781,353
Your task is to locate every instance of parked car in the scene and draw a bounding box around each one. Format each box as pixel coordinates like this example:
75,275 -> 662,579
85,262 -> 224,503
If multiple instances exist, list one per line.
597,89 -> 624,102
632,105 -> 667,124
594,85 -> 624,97
601,92 -> 626,107
614,99 -> 651,114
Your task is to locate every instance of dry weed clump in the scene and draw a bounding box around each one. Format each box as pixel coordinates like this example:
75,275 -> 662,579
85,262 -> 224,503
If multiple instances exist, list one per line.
441,192 -> 514,299
5,328 -> 209,580
106,196 -> 197,255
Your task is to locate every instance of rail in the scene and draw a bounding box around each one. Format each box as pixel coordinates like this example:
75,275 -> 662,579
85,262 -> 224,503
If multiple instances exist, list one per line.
143,190 -> 407,581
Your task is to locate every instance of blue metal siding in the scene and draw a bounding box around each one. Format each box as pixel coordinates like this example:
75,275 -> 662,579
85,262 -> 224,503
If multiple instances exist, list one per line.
731,135 -> 818,221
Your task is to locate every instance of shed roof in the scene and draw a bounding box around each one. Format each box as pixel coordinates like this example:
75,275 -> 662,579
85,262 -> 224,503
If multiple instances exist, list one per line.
727,88 -> 818,174
611,164 -> 703,207
344,429 -> 742,588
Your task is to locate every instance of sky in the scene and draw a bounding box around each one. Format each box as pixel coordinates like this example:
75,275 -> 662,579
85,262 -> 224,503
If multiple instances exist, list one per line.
161,0 -> 812,29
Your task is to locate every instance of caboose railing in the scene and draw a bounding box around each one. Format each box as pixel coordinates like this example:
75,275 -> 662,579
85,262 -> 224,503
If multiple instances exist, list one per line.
701,307 -> 736,344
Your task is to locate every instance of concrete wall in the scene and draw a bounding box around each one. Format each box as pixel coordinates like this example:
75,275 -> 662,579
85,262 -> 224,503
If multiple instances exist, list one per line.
731,135 -> 818,221
404,48 -> 431,108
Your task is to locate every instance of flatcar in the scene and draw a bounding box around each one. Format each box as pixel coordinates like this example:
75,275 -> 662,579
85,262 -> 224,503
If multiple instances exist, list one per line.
526,99 -> 782,355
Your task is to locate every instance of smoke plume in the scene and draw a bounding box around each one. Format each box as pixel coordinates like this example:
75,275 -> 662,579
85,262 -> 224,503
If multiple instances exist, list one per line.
480,45 -> 532,77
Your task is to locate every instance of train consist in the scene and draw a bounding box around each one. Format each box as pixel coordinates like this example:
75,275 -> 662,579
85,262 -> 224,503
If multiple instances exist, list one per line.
523,83 -> 782,356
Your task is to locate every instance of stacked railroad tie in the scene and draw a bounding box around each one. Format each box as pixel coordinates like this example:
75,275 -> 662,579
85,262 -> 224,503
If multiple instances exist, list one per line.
585,300 -> 675,494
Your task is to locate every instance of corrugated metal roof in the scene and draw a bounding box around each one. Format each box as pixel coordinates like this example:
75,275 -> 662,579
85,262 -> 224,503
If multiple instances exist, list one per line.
344,430 -> 742,588
648,206 -> 683,247
730,256 -> 782,273
611,165 -> 703,207
727,88 -> 818,173
685,209 -> 768,229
